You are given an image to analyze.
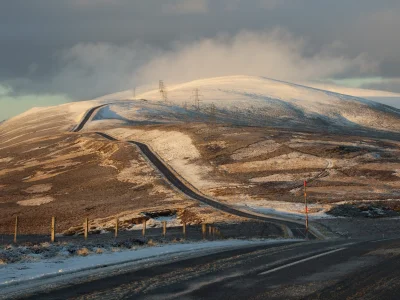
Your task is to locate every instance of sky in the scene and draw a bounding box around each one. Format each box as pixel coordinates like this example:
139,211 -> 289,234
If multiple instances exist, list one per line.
1,0 -> 400,120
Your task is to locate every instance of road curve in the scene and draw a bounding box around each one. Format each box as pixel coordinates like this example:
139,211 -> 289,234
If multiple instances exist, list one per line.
74,106 -> 316,239
95,132 -> 311,239
72,104 -> 107,132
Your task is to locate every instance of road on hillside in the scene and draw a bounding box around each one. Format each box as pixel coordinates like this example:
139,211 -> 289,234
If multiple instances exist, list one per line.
14,237 -> 400,299
72,104 -> 313,239
72,104 -> 107,132
95,131 -> 311,240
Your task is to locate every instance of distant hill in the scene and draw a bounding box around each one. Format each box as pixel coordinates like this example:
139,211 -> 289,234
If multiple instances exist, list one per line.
1,75 -> 399,148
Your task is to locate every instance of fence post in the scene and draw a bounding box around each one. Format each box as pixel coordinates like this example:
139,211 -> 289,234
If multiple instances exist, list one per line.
183,223 -> 186,239
14,216 -> 18,243
115,218 -> 119,238
51,217 -> 56,243
162,221 -> 166,237
202,224 -> 207,239
142,220 -> 146,237
84,218 -> 89,240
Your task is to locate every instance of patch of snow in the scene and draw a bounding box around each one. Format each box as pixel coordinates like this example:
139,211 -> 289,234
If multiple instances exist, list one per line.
223,152 -> 327,173
0,157 -> 13,163
23,184 -> 52,194
17,196 -> 54,206
106,128 -> 220,189
250,172 -> 320,183
236,200 -> 333,220
231,140 -> 281,160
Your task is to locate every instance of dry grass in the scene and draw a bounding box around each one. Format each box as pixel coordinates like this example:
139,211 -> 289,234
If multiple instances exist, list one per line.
77,248 -> 90,256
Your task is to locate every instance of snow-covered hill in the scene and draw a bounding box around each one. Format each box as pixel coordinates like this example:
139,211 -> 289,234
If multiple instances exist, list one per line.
1,75 -> 399,147
98,75 -> 400,133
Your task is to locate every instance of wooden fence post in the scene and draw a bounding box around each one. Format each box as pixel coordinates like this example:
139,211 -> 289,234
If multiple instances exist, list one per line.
142,220 -> 146,237
51,217 -> 56,243
162,221 -> 166,237
14,216 -> 18,243
115,218 -> 119,238
202,224 -> 207,239
84,218 -> 89,240
183,223 -> 186,239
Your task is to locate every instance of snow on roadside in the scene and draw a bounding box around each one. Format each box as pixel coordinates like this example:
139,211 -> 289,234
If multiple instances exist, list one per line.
0,239 -> 295,287
236,200 -> 334,220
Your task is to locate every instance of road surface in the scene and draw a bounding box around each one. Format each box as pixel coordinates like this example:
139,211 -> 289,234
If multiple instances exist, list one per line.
11,237 -> 400,299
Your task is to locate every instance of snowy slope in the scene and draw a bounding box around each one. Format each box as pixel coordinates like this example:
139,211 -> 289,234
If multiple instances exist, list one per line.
97,75 -> 400,133
1,76 -> 400,144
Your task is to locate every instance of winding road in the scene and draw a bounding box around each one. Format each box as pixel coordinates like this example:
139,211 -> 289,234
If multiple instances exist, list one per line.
75,104 -> 317,239
3,104 -> 400,300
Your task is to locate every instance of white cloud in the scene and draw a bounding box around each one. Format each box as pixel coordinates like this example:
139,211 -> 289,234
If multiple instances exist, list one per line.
7,28 -> 377,106
135,29 -> 377,85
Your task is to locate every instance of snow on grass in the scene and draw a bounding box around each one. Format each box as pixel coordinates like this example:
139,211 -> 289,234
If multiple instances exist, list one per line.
106,128 -> 220,189
223,152 -> 327,174
0,157 -> 13,163
17,196 -> 54,206
0,239 -> 296,287
23,184 -> 52,194
250,172 -> 320,183
236,200 -> 333,220
231,140 -> 281,161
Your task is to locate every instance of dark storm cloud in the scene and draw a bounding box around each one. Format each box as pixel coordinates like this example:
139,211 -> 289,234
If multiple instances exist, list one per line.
1,0 -> 400,102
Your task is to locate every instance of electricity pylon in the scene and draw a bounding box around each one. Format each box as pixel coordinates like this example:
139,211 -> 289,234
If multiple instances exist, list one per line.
191,88 -> 202,111
159,80 -> 168,102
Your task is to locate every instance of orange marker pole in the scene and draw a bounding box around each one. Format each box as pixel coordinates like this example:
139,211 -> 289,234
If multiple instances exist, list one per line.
304,180 -> 309,237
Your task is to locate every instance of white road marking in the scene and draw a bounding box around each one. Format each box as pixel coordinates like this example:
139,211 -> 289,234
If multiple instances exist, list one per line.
370,237 -> 400,243
258,247 -> 346,276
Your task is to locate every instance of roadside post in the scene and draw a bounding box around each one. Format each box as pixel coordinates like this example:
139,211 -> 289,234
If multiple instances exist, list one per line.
115,218 -> 119,238
84,218 -> 89,240
14,216 -> 18,243
142,220 -> 146,237
304,180 -> 309,238
202,224 -> 207,239
51,217 -> 56,243
162,221 -> 167,237
183,223 -> 186,239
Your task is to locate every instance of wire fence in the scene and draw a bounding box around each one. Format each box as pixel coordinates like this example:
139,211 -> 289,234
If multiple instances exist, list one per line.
1,216 -> 283,246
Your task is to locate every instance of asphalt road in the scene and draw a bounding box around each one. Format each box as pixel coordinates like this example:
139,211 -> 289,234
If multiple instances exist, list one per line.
71,104 -> 316,239
14,237 -> 400,299
72,104 -> 107,132
94,131 -> 311,240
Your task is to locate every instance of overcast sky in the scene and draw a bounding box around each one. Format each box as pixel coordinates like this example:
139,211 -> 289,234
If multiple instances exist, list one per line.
1,0 -> 400,120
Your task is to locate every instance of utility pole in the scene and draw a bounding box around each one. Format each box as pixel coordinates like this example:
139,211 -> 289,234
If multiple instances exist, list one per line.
159,80 -> 168,102
304,180 -> 309,238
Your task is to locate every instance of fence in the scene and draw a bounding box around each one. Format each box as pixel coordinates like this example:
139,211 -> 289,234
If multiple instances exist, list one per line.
7,216 -> 225,245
